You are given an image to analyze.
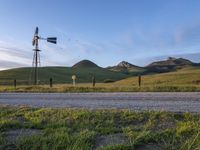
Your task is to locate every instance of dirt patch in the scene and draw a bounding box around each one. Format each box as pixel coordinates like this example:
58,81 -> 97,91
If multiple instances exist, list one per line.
153,119 -> 176,132
5,128 -> 42,143
192,80 -> 200,84
131,117 -> 148,126
14,115 -> 27,124
0,143 -> 17,150
136,143 -> 163,150
94,133 -> 128,149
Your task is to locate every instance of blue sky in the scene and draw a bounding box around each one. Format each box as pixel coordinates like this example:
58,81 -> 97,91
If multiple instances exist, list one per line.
0,0 -> 200,70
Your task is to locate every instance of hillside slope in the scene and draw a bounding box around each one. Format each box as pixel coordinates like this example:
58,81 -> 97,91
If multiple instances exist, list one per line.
0,66 -> 129,84
115,66 -> 200,86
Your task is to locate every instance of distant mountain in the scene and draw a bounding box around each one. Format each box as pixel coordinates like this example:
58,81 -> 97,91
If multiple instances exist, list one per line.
147,57 -> 193,67
107,61 -> 145,74
146,57 -> 195,73
72,60 -> 99,69
117,61 -> 136,68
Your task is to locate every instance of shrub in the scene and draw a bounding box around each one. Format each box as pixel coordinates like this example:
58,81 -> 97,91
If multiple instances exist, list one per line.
103,79 -> 115,83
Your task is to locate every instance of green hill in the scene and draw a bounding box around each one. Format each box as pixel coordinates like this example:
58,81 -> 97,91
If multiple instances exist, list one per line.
0,66 -> 129,85
72,60 -> 99,68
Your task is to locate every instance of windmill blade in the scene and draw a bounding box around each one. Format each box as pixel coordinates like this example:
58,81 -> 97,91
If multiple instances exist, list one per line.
32,37 -> 36,46
35,27 -> 39,36
47,37 -> 57,44
32,27 -> 39,46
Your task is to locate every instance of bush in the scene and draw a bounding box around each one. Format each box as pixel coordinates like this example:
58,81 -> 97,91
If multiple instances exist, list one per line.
104,79 -> 115,83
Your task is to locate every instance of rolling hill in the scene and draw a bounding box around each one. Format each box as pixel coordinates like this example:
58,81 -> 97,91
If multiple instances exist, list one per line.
72,60 -> 99,68
0,60 -> 129,85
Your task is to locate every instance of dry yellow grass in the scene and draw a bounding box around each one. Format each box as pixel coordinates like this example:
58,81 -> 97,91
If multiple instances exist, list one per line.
115,66 -> 200,87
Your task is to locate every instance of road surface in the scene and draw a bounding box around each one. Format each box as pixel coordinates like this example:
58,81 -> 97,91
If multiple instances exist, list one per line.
0,92 -> 200,112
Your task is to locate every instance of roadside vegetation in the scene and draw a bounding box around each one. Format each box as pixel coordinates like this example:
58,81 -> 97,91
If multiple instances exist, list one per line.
0,84 -> 200,92
0,105 -> 200,149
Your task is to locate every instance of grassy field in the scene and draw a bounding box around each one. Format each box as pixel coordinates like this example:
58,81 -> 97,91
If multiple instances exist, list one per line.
0,105 -> 200,150
0,67 -> 129,85
0,66 -> 200,92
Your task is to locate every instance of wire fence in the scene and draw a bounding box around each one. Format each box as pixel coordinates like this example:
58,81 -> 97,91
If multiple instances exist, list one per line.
0,76 -> 143,88
0,78 -> 53,87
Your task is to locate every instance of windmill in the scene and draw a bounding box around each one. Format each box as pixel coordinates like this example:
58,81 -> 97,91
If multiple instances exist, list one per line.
32,27 -> 57,85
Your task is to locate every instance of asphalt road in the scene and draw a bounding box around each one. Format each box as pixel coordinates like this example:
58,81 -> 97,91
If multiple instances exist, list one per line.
0,92 -> 200,112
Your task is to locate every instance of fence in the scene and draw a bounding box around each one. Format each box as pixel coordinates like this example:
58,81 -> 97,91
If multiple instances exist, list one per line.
0,78 -> 54,88
0,76 -> 143,88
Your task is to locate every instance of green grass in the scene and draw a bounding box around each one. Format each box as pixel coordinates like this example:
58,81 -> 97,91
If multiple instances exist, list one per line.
0,67 -> 129,84
0,105 -> 200,149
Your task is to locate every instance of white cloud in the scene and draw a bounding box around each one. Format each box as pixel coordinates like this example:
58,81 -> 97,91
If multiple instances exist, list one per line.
0,40 -> 32,70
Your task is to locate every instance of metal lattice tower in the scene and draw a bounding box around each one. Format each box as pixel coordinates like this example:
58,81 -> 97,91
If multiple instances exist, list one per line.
32,27 -> 57,85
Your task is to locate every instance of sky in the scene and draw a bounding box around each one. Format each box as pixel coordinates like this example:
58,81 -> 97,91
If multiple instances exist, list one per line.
0,0 -> 200,70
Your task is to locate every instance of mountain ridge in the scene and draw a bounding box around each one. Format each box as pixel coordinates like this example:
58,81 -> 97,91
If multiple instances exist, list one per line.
145,57 -> 198,73
107,61 -> 144,74
147,57 -> 194,67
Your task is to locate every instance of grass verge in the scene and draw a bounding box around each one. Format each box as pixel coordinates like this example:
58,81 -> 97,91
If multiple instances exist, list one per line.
1,84 -> 200,92
0,105 -> 200,149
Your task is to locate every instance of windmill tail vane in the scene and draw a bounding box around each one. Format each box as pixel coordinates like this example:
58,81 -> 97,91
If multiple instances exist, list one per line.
47,37 -> 57,44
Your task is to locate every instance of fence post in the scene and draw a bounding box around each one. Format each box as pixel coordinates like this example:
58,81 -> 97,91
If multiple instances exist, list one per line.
72,75 -> 76,87
92,76 -> 96,87
50,78 -> 53,88
14,79 -> 16,89
138,75 -> 141,87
